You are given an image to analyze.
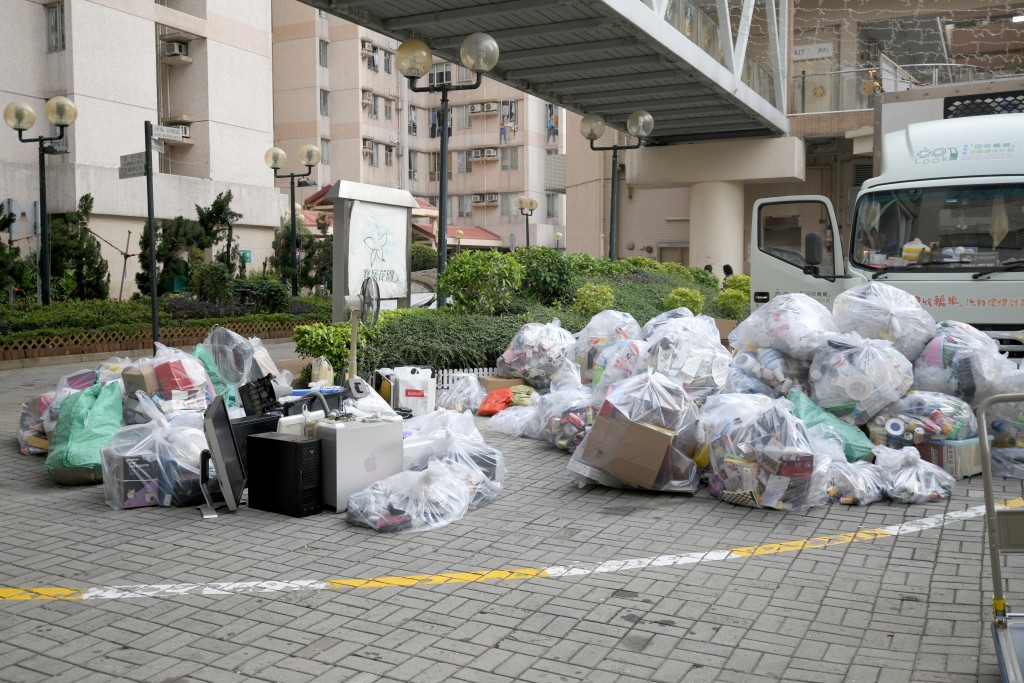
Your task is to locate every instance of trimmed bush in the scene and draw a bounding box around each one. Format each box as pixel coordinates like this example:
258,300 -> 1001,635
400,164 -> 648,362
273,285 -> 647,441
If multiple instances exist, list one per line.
723,273 -> 751,296
571,282 -> 615,316
234,276 -> 289,313
411,243 -> 437,272
717,288 -> 750,320
510,246 -> 573,305
292,321 -> 352,371
190,261 -> 234,303
438,249 -> 525,315
663,287 -> 704,315
690,266 -> 719,290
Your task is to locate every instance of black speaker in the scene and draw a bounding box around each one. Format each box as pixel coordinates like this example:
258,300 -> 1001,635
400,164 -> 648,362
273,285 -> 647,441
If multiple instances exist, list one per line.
246,432 -> 322,517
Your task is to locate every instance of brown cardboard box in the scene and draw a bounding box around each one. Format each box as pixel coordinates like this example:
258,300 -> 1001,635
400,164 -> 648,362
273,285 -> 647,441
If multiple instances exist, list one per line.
916,437 -> 989,479
479,375 -> 526,393
714,318 -> 737,348
578,414 -> 674,489
122,365 -> 159,397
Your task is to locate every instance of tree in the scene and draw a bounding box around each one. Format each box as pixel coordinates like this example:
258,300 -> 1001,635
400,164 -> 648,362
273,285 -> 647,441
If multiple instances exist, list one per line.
195,191 -> 244,277
48,194 -> 110,300
135,215 -> 206,296
270,214 -> 317,293
308,212 -> 333,291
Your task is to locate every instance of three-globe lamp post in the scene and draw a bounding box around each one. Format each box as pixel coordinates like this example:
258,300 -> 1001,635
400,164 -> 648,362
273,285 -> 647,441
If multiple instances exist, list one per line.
265,144 -> 321,296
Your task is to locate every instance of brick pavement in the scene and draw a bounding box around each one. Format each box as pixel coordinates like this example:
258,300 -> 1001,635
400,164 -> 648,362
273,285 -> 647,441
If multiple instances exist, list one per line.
1,342 -> 1022,682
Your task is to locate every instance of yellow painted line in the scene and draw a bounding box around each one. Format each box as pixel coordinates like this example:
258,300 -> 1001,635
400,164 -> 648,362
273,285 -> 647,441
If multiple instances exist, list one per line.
3,497 -> 1017,602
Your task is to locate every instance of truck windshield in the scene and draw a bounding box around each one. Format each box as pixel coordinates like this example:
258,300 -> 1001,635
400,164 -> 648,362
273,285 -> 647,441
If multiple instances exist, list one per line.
851,184 -> 1024,271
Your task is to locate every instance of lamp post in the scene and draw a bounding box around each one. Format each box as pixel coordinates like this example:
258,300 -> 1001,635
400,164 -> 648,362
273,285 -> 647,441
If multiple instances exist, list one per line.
555,231 -> 563,250
455,228 -> 464,254
4,96 -> 78,305
398,33 -> 499,294
579,109 -> 654,260
514,195 -> 537,248
265,144 -> 320,296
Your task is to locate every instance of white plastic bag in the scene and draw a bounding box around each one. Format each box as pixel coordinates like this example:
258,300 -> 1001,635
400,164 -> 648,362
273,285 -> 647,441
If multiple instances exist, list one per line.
573,310 -> 640,380
346,460 -> 472,533
497,320 -> 576,391
873,445 -> 955,504
393,366 -> 436,416
437,373 -> 487,413
832,281 -> 937,361
729,293 -> 839,361
809,333 -> 913,425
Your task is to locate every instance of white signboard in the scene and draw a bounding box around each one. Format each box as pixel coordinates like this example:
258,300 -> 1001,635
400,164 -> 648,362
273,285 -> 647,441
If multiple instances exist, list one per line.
152,124 -> 183,141
348,200 -> 409,299
793,43 -> 833,61
119,152 -> 146,179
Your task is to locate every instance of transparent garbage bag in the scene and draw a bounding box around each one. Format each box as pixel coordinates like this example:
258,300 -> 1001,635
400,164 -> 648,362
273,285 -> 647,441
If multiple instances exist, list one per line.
490,405 -> 539,437
407,434 -> 506,509
96,357 -> 132,386
569,372 -> 702,493
809,333 -> 913,425
913,320 -> 1015,406
832,281 -> 937,362
404,408 -> 484,443
437,373 -> 487,413
151,342 -> 214,411
873,445 -> 955,504
700,393 -> 828,510
247,336 -> 281,383
17,393 -> 54,455
982,370 -> 1024,473
732,348 -> 810,397
825,460 -> 885,506
880,390 -> 978,442
536,382 -> 595,451
346,459 -> 472,533
496,320 -> 577,392
722,366 -> 779,398
573,310 -> 641,381
729,292 -> 839,361
590,339 -> 650,409
643,313 -> 721,347
635,327 -> 732,400
639,306 -> 693,340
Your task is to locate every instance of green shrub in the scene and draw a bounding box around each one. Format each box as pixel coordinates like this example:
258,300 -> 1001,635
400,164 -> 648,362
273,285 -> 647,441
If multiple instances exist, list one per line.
663,287 -> 704,315
659,262 -> 696,282
292,322 -> 352,371
690,266 -> 719,290
717,288 -> 750,320
438,249 -> 525,315
411,243 -> 438,271
571,282 -> 615,316
723,273 -> 751,296
620,256 -> 662,271
563,252 -> 598,274
234,275 -> 288,313
190,261 -> 234,303
510,246 -> 573,305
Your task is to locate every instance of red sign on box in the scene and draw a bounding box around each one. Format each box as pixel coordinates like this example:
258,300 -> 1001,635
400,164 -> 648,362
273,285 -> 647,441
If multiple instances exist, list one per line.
405,389 -> 425,398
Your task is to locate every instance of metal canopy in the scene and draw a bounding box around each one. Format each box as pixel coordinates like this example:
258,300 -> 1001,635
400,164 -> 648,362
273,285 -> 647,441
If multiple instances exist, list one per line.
301,0 -> 788,143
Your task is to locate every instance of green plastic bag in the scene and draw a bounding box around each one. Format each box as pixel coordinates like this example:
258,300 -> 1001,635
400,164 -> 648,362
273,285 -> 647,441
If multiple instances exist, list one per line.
193,343 -> 237,407
788,388 -> 873,462
45,381 -> 124,485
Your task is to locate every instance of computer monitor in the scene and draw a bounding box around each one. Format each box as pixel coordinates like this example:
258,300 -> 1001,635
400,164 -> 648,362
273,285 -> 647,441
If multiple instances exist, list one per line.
202,395 -> 247,511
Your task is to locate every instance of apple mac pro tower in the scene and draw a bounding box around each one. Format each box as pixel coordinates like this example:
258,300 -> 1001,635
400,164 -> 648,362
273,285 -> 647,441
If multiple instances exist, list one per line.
315,417 -> 403,512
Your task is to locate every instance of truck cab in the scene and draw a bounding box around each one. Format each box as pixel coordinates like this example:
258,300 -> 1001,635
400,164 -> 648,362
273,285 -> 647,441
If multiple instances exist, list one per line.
750,114 -> 1024,358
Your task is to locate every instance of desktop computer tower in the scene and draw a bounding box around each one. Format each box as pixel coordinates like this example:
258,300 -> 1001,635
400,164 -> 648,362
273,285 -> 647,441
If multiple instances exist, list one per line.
246,432 -> 323,517
229,413 -> 280,477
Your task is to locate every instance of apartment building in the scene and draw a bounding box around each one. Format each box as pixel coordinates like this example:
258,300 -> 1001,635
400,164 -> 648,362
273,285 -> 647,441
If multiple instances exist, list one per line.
271,1 -> 566,253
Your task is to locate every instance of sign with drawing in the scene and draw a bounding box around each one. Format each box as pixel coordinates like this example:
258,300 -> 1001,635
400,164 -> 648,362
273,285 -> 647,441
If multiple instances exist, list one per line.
348,200 -> 408,299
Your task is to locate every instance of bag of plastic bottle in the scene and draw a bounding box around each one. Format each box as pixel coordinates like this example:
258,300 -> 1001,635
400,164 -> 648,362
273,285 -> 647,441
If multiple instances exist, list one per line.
913,320 -> 1016,406
729,292 -> 839,361
497,320 -> 577,392
809,333 -> 913,425
831,281 -> 937,362
573,310 -> 641,381
873,445 -> 955,504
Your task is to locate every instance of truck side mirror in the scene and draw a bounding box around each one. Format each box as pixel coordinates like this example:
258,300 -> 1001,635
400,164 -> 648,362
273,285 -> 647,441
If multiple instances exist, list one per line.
804,232 -> 823,266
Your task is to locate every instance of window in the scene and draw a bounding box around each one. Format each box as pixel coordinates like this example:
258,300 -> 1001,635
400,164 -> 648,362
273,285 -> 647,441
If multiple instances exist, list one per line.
369,95 -> 379,119
367,141 -> 378,167
457,65 -> 473,83
429,153 -> 441,182
546,193 -> 558,219
457,105 -> 472,129
429,108 -> 450,139
498,100 -> 519,143
429,63 -> 452,87
544,104 -> 560,144
320,138 -> 331,165
458,196 -> 472,218
319,90 -> 329,116
367,46 -> 379,71
46,3 -> 65,53
384,100 -> 392,120
408,151 -> 418,181
500,147 -> 519,171
457,151 -> 472,174
383,51 -> 393,74
319,40 -> 328,68
408,105 -> 418,136
385,146 -> 393,167
500,193 -> 514,216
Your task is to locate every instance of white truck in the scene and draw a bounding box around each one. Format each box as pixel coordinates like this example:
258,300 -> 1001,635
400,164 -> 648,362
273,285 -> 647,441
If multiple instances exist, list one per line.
750,113 -> 1024,358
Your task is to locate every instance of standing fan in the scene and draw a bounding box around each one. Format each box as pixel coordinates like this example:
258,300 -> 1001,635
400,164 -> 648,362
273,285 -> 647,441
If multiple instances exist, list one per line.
343,277 -> 380,398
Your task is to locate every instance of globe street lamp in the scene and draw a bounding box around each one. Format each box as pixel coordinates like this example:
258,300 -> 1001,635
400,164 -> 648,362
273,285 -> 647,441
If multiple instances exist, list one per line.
555,231 -> 563,250
398,33 -> 499,297
265,144 -> 320,296
4,96 -> 78,305
580,109 -> 653,260
455,228 -> 464,254
514,195 -> 537,248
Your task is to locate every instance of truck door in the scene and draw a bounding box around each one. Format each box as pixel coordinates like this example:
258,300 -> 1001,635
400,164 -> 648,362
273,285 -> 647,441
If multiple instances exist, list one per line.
750,196 -> 846,309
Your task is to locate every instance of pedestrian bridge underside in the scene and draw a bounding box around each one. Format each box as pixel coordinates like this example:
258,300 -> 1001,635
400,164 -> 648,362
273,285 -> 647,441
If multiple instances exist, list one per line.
302,0 -> 789,143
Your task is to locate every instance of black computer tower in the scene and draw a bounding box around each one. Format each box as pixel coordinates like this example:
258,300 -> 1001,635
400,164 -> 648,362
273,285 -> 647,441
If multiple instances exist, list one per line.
246,432 -> 323,517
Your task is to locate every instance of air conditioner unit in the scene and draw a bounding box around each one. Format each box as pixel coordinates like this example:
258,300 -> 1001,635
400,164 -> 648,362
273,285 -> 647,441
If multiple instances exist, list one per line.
471,194 -> 485,203
484,147 -> 498,158
361,92 -> 373,107
176,124 -> 191,139
471,148 -> 483,159
163,41 -> 188,58
485,193 -> 498,203
361,41 -> 373,56
468,103 -> 482,114
483,102 -> 499,112
362,140 -> 375,151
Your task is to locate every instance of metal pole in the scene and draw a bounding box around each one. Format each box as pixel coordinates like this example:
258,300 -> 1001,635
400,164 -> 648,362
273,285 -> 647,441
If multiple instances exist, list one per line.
609,146 -> 619,260
525,212 -> 530,248
290,176 -> 298,297
145,121 -> 159,352
437,88 -> 450,290
119,231 -> 131,301
38,140 -> 50,305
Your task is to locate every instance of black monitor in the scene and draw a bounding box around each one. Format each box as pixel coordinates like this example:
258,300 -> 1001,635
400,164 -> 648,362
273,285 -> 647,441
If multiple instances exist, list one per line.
202,395 -> 247,511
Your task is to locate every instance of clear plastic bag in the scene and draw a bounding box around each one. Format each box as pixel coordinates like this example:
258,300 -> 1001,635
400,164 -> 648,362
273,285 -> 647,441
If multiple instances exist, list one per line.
96,357 -> 132,386
825,460 -> 885,505
590,339 -> 650,409
17,393 -> 54,455
635,327 -> 732,400
247,336 -> 281,383
643,313 -> 721,347
729,292 -> 839,361
346,459 -> 472,533
573,310 -> 641,380
496,320 -> 577,392
913,320 -> 1015,406
832,281 -> 937,362
151,343 -> 214,411
873,445 -> 955,504
700,393 -> 827,510
881,390 -> 978,442
437,373 -> 487,413
639,307 -> 693,340
536,382 -> 595,451
407,435 -> 506,509
489,405 -> 539,437
731,348 -> 810,396
404,409 -> 484,443
809,333 -> 913,425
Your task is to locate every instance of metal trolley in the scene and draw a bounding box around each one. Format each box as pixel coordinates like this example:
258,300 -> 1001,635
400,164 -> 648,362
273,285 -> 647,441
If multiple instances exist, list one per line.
980,393 -> 1024,682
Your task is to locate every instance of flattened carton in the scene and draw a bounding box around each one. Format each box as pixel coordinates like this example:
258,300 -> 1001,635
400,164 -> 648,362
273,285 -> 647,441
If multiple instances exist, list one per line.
916,436 -> 990,479
577,414 -> 674,489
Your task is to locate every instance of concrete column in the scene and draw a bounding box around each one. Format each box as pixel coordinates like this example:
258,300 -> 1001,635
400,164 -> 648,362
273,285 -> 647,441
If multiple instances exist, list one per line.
689,180 -> 744,275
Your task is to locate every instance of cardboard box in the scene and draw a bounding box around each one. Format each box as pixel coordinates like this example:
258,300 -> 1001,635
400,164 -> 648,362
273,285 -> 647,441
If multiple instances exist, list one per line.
122,365 -> 159,397
916,437 -> 989,479
479,375 -> 526,393
119,455 -> 162,509
715,318 -> 737,347
577,414 -> 674,489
